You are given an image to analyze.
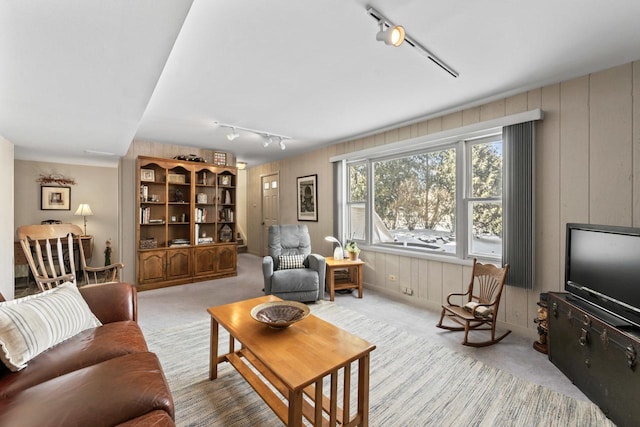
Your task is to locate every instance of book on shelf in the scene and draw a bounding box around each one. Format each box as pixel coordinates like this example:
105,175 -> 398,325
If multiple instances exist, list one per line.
194,207 -> 207,223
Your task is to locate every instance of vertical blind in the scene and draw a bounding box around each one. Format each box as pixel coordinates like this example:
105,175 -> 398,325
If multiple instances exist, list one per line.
502,121 -> 535,289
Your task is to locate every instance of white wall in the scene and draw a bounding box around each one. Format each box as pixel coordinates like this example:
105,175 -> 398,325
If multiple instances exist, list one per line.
0,135 -> 14,300
14,160 -> 119,270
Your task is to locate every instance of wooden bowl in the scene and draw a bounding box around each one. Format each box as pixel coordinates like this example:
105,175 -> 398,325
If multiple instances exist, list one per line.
250,301 -> 310,328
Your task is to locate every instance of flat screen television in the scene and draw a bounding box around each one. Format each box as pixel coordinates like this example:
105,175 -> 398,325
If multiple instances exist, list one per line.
565,223 -> 640,328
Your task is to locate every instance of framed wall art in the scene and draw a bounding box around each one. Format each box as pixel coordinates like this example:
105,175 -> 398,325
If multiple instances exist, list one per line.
41,186 -> 71,210
140,168 -> 155,182
297,174 -> 318,221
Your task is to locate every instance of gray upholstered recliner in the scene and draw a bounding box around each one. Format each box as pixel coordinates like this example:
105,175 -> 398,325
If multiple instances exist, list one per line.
262,224 -> 326,302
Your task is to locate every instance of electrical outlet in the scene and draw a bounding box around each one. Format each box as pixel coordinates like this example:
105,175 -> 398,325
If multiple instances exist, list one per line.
406,288 -> 414,296
389,274 -> 397,282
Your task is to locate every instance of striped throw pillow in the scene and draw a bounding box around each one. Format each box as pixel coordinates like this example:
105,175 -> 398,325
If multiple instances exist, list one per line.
278,255 -> 306,270
0,282 -> 101,372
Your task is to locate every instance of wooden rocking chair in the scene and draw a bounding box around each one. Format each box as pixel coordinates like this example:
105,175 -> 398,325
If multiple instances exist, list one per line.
436,258 -> 511,347
17,224 -> 124,292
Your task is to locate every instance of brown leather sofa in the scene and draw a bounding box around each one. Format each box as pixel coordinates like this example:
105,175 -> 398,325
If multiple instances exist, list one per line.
0,282 -> 175,427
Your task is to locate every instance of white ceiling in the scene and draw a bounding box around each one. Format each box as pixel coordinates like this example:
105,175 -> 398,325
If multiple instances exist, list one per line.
3,0 -> 640,167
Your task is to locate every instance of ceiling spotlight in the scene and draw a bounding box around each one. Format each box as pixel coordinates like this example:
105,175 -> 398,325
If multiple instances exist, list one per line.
376,22 -> 405,47
367,6 -> 459,78
279,138 -> 286,150
227,128 -> 239,141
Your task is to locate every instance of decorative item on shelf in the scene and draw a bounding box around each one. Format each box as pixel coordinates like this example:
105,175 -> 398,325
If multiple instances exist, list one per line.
170,238 -> 190,247
168,173 -> 186,184
74,203 -> 93,235
224,190 -> 232,205
173,154 -> 206,163
174,188 -> 184,202
140,237 -> 157,249
213,152 -> 227,166
201,171 -> 207,185
219,175 -> 231,186
250,301 -> 310,329
140,169 -> 155,182
219,224 -> 233,242
325,236 -> 344,260
345,241 -> 361,261
197,193 -> 207,204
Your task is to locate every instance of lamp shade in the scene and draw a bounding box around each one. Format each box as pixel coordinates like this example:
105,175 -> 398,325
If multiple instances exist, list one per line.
75,204 -> 93,216
324,236 -> 344,260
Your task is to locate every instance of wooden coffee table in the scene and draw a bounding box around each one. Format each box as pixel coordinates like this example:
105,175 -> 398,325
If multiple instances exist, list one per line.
208,295 -> 376,426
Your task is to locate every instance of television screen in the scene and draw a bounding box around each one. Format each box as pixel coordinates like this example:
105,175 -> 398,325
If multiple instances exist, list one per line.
566,223 -> 640,328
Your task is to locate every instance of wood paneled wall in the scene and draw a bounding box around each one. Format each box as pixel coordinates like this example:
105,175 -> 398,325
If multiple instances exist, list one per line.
246,61 -> 640,338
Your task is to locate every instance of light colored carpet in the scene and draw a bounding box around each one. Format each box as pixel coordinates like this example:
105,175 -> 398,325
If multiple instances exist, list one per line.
146,301 -> 613,427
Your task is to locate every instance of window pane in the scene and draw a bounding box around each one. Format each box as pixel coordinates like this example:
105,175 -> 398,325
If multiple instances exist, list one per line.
470,201 -> 502,257
347,163 -> 367,241
348,163 -> 367,202
471,141 -> 502,198
373,148 -> 456,253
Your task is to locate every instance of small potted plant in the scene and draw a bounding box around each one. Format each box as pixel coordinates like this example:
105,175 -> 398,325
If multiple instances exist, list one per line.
345,241 -> 361,261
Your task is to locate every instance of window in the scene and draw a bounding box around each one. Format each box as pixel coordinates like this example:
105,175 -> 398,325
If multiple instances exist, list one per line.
372,147 -> 457,253
467,136 -> 503,258
343,134 -> 503,260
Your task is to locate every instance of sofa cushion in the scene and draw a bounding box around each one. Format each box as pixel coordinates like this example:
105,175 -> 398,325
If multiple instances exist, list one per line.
271,269 -> 319,293
0,282 -> 101,372
0,352 -> 174,427
0,320 -> 148,398
278,254 -> 305,270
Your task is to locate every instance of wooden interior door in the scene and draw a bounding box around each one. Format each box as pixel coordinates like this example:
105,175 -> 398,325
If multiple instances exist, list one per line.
261,173 -> 279,256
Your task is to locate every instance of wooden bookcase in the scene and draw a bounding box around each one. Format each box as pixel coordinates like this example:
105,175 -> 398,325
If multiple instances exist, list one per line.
137,156 -> 237,289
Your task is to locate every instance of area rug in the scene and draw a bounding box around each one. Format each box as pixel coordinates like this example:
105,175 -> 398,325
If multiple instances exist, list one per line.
146,302 -> 613,427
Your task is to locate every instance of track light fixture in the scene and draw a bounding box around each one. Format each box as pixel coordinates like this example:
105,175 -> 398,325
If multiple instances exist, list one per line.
376,21 -> 405,47
214,121 -> 291,150
226,128 -> 239,141
367,6 -> 459,78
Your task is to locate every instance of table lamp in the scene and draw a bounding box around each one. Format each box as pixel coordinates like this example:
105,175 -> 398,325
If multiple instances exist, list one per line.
324,236 -> 344,260
75,203 -> 94,236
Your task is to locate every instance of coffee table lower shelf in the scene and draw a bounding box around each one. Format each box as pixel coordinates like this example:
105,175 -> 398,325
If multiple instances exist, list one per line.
226,348 -> 363,426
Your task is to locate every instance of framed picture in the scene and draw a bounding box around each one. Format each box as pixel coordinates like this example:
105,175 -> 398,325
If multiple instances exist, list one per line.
141,169 -> 155,182
41,186 -> 71,210
297,174 -> 318,221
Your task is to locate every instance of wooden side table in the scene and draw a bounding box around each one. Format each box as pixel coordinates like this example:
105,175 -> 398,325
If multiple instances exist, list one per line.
325,257 -> 365,301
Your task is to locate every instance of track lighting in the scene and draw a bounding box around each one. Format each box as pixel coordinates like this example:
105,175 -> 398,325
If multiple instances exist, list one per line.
376,22 -> 405,47
367,6 -> 459,78
214,121 -> 291,150
226,128 -> 239,141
